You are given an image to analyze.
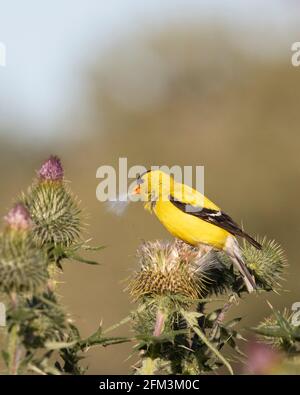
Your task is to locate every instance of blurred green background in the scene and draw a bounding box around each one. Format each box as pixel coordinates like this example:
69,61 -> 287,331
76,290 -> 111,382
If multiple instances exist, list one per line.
1,1 -> 300,374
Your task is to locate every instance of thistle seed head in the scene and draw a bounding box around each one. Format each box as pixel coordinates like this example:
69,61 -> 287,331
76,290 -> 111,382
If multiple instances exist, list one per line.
129,240 -> 224,301
38,155 -> 64,182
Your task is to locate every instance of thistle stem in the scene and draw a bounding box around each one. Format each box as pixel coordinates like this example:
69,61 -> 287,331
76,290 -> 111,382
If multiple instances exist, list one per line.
10,292 -> 18,309
182,310 -> 233,375
211,294 -> 237,336
153,310 -> 165,337
11,344 -> 22,375
138,307 -> 166,375
7,324 -> 21,375
138,356 -> 157,375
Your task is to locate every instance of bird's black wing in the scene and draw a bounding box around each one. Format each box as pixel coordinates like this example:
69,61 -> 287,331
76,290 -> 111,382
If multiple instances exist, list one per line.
169,195 -> 261,249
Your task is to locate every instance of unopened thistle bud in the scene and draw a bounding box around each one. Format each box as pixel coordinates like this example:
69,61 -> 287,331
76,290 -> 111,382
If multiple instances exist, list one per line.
241,238 -> 287,291
0,204 -> 48,294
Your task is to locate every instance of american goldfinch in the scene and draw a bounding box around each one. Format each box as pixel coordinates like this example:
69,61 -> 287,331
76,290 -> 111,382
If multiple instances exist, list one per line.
132,170 -> 261,293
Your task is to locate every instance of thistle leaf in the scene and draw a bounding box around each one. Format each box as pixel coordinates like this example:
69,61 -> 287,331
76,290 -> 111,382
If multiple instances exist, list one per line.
70,254 -> 100,265
45,341 -> 77,350
181,310 -> 234,375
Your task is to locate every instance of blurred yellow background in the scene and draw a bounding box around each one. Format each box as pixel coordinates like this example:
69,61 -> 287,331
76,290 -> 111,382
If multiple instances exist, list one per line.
0,1 -> 300,374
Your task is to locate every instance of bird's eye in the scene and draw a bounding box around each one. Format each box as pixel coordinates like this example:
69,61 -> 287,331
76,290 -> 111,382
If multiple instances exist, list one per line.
136,174 -> 145,185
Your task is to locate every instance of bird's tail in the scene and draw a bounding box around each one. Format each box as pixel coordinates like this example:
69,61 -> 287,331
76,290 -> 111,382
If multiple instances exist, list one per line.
225,236 -> 256,293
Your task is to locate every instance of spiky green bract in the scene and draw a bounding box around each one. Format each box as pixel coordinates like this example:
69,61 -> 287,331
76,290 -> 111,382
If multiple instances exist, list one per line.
253,307 -> 300,352
0,230 -> 48,295
24,155 -> 81,250
23,181 -> 81,251
241,237 -> 287,291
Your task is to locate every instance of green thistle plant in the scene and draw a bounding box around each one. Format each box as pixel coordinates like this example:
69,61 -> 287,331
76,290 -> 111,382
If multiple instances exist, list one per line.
0,155 -> 108,375
20,293 -> 68,349
0,204 -> 48,295
124,237 -> 289,375
127,240 -> 243,375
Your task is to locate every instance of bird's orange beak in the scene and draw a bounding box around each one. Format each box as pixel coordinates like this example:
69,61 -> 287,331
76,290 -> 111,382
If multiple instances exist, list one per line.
133,185 -> 141,195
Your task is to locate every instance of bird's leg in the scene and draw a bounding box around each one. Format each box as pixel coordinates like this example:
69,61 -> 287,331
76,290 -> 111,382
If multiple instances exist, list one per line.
225,236 -> 256,293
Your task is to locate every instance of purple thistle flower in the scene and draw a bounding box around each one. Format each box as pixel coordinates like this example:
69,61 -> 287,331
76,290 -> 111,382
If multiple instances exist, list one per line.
244,341 -> 281,375
38,155 -> 64,181
4,203 -> 32,230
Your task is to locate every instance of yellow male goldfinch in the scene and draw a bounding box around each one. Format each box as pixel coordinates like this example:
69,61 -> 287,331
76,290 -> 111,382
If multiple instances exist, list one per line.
132,170 -> 261,293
